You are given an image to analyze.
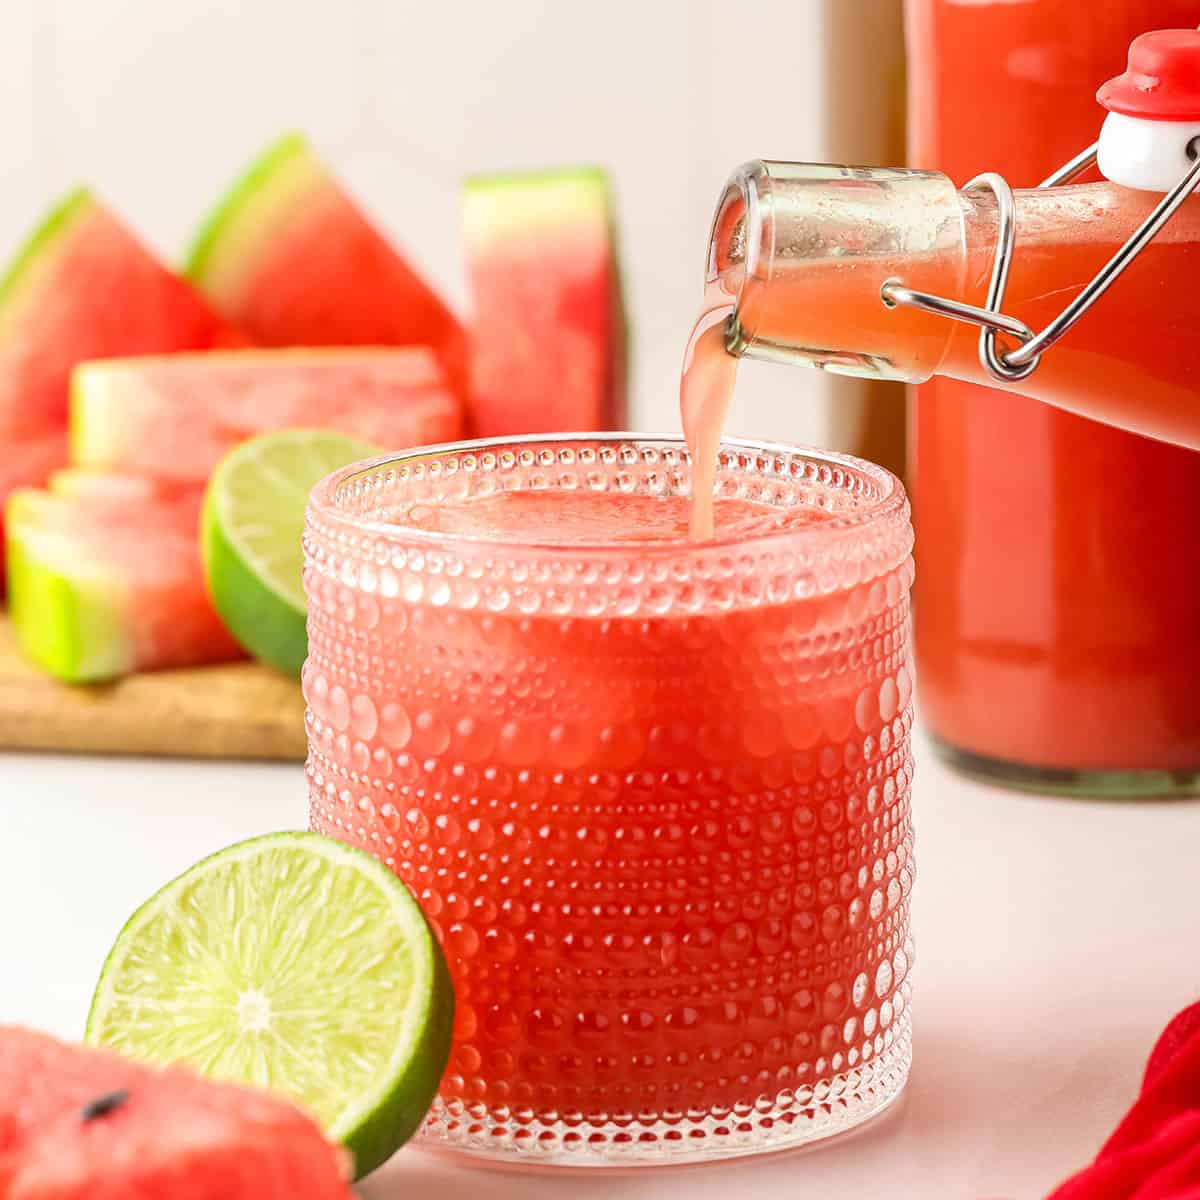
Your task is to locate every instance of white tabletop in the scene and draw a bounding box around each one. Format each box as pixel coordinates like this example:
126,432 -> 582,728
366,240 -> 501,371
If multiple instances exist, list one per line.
4,735 -> 1197,1199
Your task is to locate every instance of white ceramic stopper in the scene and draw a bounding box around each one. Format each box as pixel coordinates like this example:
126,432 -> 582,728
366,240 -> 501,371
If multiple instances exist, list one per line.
1097,110 -> 1200,193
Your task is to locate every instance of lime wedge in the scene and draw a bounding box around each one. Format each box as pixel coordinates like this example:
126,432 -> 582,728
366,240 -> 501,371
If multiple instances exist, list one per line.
202,429 -> 377,676
84,831 -> 454,1180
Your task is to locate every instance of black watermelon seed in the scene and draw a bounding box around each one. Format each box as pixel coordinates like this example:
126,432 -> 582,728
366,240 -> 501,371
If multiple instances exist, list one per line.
80,1089 -> 131,1122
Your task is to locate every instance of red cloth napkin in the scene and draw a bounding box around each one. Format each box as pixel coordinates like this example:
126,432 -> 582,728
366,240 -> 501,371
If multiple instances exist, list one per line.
1048,1003 -> 1200,1199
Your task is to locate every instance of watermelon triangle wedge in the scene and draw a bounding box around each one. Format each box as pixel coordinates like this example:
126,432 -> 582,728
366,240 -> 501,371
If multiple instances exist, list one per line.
185,134 -> 470,408
463,167 -> 627,437
0,189 -> 246,582
0,188 -> 246,439
0,1026 -> 352,1198
5,473 -> 241,682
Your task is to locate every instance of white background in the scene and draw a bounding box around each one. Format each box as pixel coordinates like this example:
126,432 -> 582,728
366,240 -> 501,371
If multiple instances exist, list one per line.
0,0 -> 905,444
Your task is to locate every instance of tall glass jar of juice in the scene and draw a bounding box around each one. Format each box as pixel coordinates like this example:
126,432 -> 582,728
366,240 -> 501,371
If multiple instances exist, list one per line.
906,0 -> 1200,794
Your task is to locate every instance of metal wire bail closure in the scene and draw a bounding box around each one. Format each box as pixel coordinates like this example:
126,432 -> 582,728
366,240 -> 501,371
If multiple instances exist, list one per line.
879,172 -> 1039,382
880,140 -> 1200,385
965,173 -> 1040,382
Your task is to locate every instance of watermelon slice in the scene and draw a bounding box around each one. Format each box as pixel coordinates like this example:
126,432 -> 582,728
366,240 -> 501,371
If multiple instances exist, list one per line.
463,167 -> 627,436
44,467 -> 165,503
0,189 -> 245,535
0,188 -> 246,436
0,433 -> 70,588
185,134 -> 469,407
70,347 -> 463,484
0,1027 -> 351,1198
5,476 -> 240,682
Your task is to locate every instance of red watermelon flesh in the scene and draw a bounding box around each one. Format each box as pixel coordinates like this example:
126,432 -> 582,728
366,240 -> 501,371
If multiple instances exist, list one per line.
5,478 -> 241,682
0,1027 -> 351,1199
0,189 -> 246,440
0,190 -> 246,536
463,167 -> 627,437
70,347 -> 462,484
186,134 -> 469,407
0,434 -> 70,499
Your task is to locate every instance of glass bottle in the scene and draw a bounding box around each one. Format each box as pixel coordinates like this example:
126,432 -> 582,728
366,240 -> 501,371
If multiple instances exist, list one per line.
906,0 -> 1200,795
704,29 -> 1200,795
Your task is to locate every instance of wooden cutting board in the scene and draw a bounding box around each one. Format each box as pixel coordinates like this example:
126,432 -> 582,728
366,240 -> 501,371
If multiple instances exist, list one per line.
0,616 -> 306,761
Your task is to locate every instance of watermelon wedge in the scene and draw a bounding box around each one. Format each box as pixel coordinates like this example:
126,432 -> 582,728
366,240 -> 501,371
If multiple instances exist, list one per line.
70,347 -> 463,484
185,134 -> 469,406
0,189 -> 245,533
5,476 -> 240,682
463,167 -> 627,436
0,188 -> 246,436
0,1027 -> 352,1198
0,433 -> 69,588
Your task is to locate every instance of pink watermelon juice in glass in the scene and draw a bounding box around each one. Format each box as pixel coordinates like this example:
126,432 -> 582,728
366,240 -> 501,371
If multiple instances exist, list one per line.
303,434 -> 915,1165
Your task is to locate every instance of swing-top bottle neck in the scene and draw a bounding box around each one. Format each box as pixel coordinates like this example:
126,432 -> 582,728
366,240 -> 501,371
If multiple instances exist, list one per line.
704,31 -> 1200,449
705,160 -> 970,384
705,154 -> 1200,448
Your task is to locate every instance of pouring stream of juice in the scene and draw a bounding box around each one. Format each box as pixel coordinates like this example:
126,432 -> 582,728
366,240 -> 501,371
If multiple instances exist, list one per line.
680,304 -> 737,540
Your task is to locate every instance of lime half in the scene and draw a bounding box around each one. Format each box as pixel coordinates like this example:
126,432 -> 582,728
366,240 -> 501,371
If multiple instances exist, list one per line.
202,429 -> 378,676
85,831 -> 455,1179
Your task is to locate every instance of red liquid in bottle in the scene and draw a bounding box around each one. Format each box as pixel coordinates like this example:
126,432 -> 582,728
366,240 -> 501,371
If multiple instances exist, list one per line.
907,0 -> 1200,781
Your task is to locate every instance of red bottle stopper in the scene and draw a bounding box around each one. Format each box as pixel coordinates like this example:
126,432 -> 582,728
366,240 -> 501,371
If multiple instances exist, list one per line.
1098,28 -> 1200,121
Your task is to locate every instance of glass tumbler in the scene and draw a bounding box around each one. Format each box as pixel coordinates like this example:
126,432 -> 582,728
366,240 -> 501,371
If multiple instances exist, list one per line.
303,434 -> 915,1166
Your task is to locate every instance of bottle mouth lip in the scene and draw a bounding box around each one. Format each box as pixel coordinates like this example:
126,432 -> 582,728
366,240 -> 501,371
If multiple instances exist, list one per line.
705,160 -> 772,351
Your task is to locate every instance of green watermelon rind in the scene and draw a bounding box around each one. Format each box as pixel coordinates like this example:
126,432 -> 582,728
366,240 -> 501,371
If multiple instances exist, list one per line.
200,492 -> 308,677
84,830 -> 456,1180
184,132 -> 311,286
0,187 -> 93,317
5,491 -> 132,683
462,165 -> 613,239
463,164 -> 609,194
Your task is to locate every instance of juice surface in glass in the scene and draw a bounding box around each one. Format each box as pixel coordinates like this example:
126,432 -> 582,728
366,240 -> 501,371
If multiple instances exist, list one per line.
907,0 -> 1200,789
304,436 -> 915,1165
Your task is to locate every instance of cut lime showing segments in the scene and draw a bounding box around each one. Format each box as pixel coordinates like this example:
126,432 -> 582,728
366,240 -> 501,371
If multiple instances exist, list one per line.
202,429 -> 378,676
85,831 -> 455,1179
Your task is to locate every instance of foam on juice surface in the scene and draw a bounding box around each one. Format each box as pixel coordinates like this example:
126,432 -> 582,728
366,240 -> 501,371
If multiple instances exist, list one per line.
392,488 -> 831,545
